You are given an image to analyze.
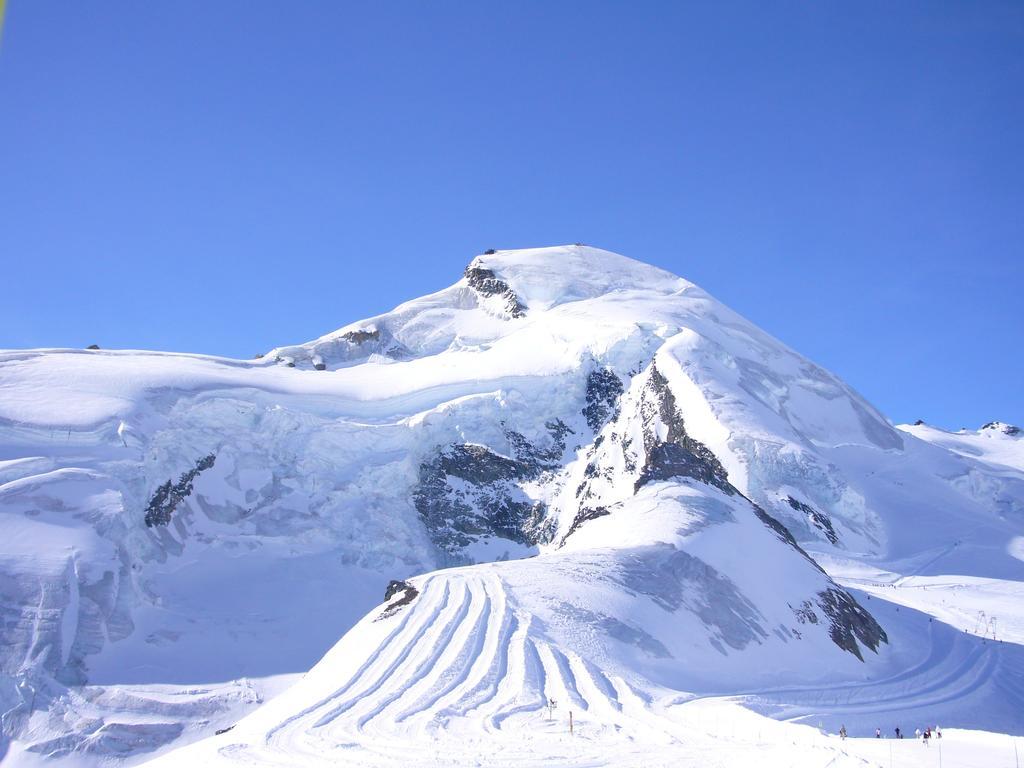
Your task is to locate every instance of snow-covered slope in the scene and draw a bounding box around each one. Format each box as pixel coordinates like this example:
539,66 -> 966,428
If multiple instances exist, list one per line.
1,245 -> 1022,767
900,420 -> 1024,473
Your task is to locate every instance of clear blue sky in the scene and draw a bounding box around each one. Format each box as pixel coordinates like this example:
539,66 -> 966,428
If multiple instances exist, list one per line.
1,2 -> 1021,429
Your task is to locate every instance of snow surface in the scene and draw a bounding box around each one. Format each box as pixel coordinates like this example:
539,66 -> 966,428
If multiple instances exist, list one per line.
0,245 -> 1022,767
900,421 -> 1024,473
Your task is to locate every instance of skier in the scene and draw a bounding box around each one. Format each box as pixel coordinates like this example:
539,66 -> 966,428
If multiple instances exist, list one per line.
839,725 -> 847,740
935,726 -> 942,739
875,728 -> 881,738
895,726 -> 901,739
923,727 -> 931,746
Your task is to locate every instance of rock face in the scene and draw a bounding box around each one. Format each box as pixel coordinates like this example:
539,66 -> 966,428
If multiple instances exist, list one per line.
413,421 -> 570,561
144,454 -> 217,527
378,580 -> 418,619
568,362 -> 734,535
786,495 -> 839,545
816,587 -> 888,661
464,262 -> 527,318
634,363 -> 732,494
982,421 -> 1021,436
582,368 -> 624,431
554,359 -> 886,660
268,323 -> 411,370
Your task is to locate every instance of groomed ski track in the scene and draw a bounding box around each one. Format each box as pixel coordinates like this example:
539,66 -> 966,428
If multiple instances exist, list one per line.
165,563 -> 1024,768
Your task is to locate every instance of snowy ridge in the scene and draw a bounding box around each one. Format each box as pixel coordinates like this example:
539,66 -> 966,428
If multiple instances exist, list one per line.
0,246 -> 1022,766
900,420 -> 1024,473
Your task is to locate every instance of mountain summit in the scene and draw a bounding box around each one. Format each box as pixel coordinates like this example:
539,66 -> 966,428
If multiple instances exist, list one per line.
1,247 -> 1022,766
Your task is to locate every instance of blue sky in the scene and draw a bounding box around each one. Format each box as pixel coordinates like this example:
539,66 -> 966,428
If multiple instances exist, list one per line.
1,2 -> 1021,429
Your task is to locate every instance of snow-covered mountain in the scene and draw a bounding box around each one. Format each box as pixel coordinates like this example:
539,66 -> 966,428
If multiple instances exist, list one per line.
1,246 -> 1022,767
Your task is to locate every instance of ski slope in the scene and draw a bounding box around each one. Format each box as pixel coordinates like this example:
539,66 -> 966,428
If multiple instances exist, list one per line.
146,556 -> 1024,767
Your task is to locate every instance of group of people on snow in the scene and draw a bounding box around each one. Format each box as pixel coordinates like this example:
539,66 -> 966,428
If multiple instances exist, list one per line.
838,724 -> 941,742
915,725 -> 942,744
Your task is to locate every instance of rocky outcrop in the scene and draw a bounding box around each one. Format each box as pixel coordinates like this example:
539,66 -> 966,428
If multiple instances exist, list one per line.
342,328 -> 381,344
144,454 -> 216,527
568,362 -> 734,540
560,505 -> 610,544
582,368 -> 624,431
816,587 -> 888,661
464,263 -> 526,318
789,588 -> 887,660
635,364 -> 732,494
413,422 -> 569,560
786,495 -> 839,545
378,580 -> 419,620
269,324 -> 410,371
982,421 -> 1021,436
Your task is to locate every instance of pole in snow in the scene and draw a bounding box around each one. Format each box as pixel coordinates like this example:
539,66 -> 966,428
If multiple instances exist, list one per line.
570,710 -> 573,735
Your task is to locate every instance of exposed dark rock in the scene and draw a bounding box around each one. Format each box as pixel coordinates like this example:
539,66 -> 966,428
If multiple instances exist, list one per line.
816,586 -> 888,660
384,579 -> 413,601
378,580 -> 419,620
582,368 -> 624,431
561,506 -> 610,544
505,419 -> 572,477
413,422 -> 569,560
635,363 -> 732,495
86,344 -> 100,350
567,362 -> 734,541
786,495 -> 839,545
791,600 -> 819,625
982,421 -> 1020,436
483,248 -> 496,255
215,726 -> 235,736
913,419 -> 925,426
464,264 -> 526,318
144,454 -> 216,527
637,443 -> 732,494
749,502 -> 826,575
439,444 -> 522,485
313,362 -> 327,371
342,328 -> 381,344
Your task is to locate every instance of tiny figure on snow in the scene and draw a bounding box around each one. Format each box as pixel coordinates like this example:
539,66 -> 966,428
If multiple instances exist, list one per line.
915,728 -> 922,739
895,726 -> 902,739
839,725 -> 847,740
935,726 -> 942,739
875,728 -> 881,738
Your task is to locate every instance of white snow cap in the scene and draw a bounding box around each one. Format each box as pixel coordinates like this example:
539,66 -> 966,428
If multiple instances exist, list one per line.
469,245 -> 690,311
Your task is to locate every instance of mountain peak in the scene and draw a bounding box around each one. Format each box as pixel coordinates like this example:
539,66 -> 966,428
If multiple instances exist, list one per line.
465,245 -> 689,312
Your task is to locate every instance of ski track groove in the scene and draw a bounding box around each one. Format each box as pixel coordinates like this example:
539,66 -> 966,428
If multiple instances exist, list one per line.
352,578 -> 475,729
392,581 -> 492,724
310,580 -> 455,728
261,574 -> 438,746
